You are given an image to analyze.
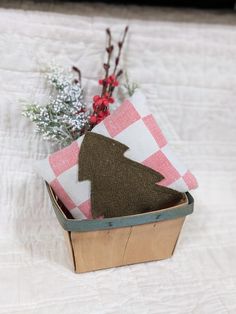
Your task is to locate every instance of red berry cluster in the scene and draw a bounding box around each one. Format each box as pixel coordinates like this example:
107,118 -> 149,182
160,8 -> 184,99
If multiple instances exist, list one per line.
89,93 -> 114,124
98,74 -> 119,87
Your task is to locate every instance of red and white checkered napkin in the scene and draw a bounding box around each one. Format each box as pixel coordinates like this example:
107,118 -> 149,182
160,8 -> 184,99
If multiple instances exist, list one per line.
36,90 -> 198,219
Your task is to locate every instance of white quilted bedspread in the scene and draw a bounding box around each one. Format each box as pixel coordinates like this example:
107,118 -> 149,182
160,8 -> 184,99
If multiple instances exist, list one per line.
0,2 -> 236,313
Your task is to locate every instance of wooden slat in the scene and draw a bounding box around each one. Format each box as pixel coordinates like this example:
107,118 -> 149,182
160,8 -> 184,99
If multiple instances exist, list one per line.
70,217 -> 185,273
71,227 -> 131,272
123,217 -> 185,264
64,231 -> 76,271
46,183 -> 193,232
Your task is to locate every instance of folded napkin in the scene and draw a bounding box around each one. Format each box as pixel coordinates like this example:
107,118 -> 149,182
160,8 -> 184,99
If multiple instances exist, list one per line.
36,90 -> 198,219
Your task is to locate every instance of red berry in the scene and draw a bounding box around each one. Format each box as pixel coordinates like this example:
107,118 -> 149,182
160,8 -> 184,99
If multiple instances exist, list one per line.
98,111 -> 105,118
103,99 -> 109,106
98,98 -> 104,106
93,102 -> 99,110
89,115 -> 97,124
93,95 -> 100,102
108,97 -> 114,104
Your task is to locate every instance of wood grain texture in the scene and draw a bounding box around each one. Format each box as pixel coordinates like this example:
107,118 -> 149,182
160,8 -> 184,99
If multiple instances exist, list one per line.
71,227 -> 131,272
70,217 -> 185,273
123,217 -> 185,264
64,231 -> 76,271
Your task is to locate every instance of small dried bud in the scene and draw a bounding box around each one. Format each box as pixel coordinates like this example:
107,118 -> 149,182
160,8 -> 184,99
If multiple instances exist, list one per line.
115,57 -> 119,66
103,63 -> 110,70
72,66 -> 79,73
116,69 -> 123,77
118,41 -> 123,49
106,28 -> 111,36
72,66 -> 81,84
106,45 -> 113,53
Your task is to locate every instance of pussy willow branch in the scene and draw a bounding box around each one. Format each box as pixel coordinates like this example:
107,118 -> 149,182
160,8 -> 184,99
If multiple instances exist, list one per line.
113,26 -> 128,76
102,28 -> 113,96
109,26 -> 128,96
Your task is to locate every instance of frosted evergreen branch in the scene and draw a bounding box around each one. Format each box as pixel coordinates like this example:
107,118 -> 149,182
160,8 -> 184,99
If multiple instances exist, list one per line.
22,66 -> 90,147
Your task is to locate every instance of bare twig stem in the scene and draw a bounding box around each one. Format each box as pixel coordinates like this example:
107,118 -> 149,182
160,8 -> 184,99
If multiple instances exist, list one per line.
72,66 -> 82,85
112,26 -> 128,76
108,26 -> 128,96
102,28 -> 113,96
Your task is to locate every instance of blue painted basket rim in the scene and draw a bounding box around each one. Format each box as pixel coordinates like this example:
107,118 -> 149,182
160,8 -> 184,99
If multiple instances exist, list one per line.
46,182 -> 194,232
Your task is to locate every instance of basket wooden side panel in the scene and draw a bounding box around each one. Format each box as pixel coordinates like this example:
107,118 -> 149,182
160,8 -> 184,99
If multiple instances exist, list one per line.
123,216 -> 185,265
69,216 -> 185,273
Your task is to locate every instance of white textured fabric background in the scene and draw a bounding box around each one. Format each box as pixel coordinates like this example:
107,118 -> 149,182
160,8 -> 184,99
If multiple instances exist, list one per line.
0,2 -> 236,313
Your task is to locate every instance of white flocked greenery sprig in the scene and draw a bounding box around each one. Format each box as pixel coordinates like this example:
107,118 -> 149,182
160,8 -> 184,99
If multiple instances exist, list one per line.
22,66 -> 90,147
123,72 -> 138,97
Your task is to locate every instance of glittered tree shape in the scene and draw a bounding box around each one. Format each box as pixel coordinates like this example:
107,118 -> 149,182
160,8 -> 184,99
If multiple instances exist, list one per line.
79,132 -> 183,218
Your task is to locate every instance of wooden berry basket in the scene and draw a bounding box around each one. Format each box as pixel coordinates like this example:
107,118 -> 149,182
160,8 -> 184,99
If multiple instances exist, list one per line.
46,183 -> 194,273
